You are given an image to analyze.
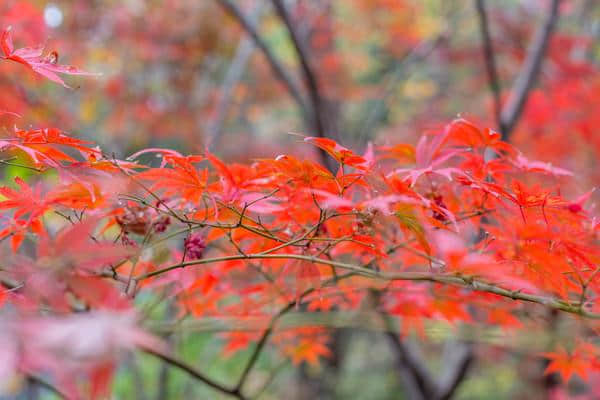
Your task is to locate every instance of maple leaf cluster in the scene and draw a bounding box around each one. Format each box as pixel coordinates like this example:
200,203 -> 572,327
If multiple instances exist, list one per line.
1,26 -> 600,398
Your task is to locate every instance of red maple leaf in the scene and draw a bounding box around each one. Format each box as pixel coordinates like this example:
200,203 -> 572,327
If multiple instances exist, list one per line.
134,152 -> 207,203
386,127 -> 465,187
542,345 -> 595,383
0,177 -> 48,251
1,26 -> 99,88
304,137 -> 370,170
0,177 -> 47,222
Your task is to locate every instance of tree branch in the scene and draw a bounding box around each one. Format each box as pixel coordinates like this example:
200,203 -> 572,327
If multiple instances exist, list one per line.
271,0 -> 338,170
216,0 -> 310,121
384,317 -> 473,400
136,252 -> 599,320
385,329 -> 438,399
143,273 -> 359,399
474,0 -> 502,126
206,4 -> 266,151
233,303 -> 294,392
499,0 -> 562,139
355,33 -> 445,145
436,341 -> 474,400
143,347 -> 247,399
229,274 -> 360,396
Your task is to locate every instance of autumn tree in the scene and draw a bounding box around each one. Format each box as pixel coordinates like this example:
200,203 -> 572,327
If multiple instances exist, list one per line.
0,1 -> 599,399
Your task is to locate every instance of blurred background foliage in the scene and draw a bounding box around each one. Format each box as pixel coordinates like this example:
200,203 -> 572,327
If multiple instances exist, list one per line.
1,0 -> 599,398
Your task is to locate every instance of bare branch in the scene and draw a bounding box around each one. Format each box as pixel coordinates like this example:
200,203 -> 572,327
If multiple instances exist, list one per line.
234,303 -> 294,392
386,330 -> 438,399
144,347 -> 247,399
355,33 -> 444,145
271,0 -> 338,170
499,0 -> 562,139
384,314 -> 473,400
216,0 -> 309,121
474,0 -> 502,126
206,4 -> 266,151
270,0 -> 325,129
436,342 -> 474,400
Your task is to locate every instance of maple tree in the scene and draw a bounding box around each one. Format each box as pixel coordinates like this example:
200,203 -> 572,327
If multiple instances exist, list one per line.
1,1 -> 599,399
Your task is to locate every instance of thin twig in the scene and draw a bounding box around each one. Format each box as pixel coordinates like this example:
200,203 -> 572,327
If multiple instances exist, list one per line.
0,158 -> 43,172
